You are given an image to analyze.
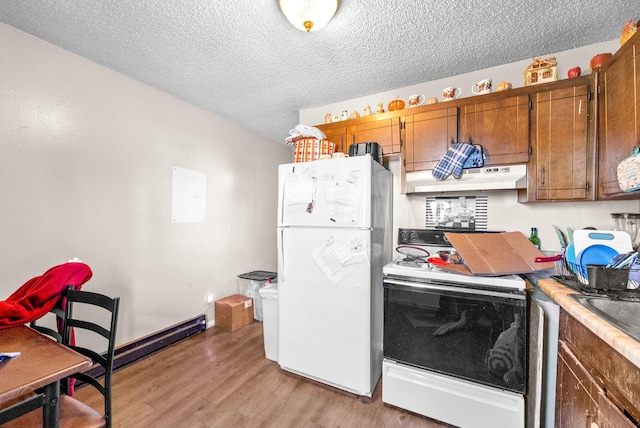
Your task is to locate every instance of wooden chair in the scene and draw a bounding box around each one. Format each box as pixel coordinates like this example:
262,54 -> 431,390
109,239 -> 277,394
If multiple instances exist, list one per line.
3,289 -> 120,428
30,303 -> 65,343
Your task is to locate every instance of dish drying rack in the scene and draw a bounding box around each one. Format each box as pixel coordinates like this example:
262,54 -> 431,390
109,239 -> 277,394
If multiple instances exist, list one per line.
541,251 -> 640,292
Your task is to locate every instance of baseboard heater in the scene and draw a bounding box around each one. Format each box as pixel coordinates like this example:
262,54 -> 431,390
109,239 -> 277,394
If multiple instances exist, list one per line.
79,314 -> 206,381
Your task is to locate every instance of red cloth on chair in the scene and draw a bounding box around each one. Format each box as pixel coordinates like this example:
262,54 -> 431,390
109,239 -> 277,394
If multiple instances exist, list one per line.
0,262 -> 93,328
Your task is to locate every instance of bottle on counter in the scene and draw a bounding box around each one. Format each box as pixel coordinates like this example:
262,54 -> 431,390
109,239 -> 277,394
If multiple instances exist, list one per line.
529,227 -> 541,249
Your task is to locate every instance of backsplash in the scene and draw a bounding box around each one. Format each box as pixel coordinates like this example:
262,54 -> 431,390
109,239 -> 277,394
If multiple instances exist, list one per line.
389,159 -> 640,252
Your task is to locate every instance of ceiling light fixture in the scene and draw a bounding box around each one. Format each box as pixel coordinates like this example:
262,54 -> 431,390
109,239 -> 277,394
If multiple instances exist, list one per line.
278,0 -> 338,32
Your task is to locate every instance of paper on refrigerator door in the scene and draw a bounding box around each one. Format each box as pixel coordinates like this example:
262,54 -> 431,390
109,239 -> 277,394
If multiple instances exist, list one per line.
312,236 -> 369,284
284,164 -> 318,206
324,169 -> 362,223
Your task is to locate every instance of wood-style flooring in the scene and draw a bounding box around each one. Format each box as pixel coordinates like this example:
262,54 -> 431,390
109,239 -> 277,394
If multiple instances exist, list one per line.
75,321 -> 451,427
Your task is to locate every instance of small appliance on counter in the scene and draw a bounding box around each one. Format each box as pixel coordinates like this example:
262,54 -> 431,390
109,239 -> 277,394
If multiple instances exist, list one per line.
348,142 -> 382,164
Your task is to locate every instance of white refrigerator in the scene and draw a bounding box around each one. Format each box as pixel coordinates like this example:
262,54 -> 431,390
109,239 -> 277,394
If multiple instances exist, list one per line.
277,154 -> 392,397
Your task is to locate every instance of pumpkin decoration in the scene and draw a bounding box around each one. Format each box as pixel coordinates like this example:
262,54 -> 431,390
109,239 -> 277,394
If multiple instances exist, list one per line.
590,53 -> 613,72
387,97 -> 405,112
620,20 -> 638,46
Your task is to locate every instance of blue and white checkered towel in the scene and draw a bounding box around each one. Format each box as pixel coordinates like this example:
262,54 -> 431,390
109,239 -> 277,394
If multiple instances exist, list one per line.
432,143 -> 477,180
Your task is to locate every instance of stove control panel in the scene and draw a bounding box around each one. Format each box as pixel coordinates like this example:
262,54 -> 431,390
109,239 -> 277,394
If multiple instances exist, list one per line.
398,228 -> 452,247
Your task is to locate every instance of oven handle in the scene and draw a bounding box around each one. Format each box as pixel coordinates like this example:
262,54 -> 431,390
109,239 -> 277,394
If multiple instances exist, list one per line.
383,278 -> 526,300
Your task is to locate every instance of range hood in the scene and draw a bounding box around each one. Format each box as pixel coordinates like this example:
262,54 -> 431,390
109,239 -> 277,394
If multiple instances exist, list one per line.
406,164 -> 527,193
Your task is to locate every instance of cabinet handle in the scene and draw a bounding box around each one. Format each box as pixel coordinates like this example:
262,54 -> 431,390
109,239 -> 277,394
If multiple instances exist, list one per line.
540,166 -> 546,186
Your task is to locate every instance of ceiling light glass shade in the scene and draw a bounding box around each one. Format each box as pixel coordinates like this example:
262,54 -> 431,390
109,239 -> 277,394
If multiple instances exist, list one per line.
279,0 -> 338,32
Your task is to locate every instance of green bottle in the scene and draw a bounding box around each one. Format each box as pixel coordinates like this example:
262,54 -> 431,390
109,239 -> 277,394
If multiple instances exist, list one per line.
529,227 -> 541,250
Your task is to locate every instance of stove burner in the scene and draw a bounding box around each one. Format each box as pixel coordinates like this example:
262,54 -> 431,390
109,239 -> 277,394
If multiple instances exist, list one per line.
402,256 -> 428,264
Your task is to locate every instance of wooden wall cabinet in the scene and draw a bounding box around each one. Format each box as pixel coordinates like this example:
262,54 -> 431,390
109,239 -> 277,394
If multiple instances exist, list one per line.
403,106 -> 458,172
315,121 -> 348,153
519,76 -> 595,202
348,115 -> 401,156
556,310 -> 640,427
597,30 -> 640,200
459,93 -> 530,166
316,111 -> 401,156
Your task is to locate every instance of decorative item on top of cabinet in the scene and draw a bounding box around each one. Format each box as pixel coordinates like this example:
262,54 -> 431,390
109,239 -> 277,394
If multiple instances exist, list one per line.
621,19 -> 638,46
388,97 -> 405,111
524,57 -> 558,86
519,75 -> 595,202
567,66 -> 581,78
497,81 -> 512,91
590,53 -> 613,72
376,103 -> 385,114
597,28 -> 640,200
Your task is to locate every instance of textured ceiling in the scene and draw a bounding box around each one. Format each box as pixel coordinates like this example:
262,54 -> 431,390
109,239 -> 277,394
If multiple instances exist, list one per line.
0,1 -> 637,143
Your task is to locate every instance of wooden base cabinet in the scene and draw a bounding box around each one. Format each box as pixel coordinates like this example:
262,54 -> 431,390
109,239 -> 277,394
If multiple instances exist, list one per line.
556,310 -> 640,427
519,77 -> 595,202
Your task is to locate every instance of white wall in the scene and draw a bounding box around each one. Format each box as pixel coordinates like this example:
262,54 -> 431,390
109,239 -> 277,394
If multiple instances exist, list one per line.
0,23 -> 292,344
301,39 -> 640,254
301,40 -> 621,125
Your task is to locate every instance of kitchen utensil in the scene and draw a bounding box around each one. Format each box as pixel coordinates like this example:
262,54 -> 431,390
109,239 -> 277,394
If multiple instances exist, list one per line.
572,230 -> 633,257
566,227 -> 574,243
427,256 -> 447,266
606,251 -> 632,268
396,245 -> 430,259
613,251 -> 638,268
576,244 -> 619,277
552,225 -> 567,248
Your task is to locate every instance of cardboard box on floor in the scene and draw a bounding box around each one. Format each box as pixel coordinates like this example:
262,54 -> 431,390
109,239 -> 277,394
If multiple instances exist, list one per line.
440,231 -> 555,276
215,294 -> 254,332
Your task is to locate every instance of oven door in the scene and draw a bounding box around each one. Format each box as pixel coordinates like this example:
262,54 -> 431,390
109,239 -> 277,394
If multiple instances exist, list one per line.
383,277 -> 527,393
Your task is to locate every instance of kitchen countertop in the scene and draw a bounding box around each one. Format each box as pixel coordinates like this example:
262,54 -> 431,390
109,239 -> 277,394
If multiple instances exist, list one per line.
532,274 -> 640,369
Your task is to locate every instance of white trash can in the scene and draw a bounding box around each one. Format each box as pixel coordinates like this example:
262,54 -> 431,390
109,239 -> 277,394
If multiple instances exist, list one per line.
259,283 -> 279,362
237,271 -> 277,321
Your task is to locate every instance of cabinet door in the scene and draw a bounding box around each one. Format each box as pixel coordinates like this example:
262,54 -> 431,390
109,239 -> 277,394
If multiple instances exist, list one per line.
556,340 -> 598,428
348,116 -> 401,155
316,122 -> 348,153
597,392 -> 638,428
527,81 -> 593,201
460,94 -> 530,165
404,107 -> 458,172
598,34 -> 640,199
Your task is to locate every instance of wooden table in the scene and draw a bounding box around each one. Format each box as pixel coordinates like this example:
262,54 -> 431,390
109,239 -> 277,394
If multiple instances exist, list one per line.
0,325 -> 92,427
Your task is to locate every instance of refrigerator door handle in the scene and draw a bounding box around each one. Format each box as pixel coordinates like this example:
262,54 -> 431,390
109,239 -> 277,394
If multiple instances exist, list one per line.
278,228 -> 286,281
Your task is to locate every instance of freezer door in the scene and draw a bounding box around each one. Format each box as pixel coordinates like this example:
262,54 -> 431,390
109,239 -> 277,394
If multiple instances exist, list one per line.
277,156 -> 375,229
277,227 -> 378,396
